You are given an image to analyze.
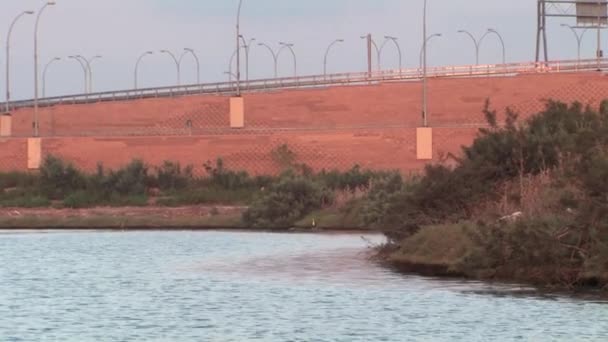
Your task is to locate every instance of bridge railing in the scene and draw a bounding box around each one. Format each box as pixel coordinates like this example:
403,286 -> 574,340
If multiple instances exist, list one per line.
4,58 -> 607,111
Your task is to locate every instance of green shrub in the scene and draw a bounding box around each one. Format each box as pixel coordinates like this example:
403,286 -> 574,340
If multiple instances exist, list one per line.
0,195 -> 50,208
39,156 -> 87,199
0,171 -> 38,190
243,172 -> 333,228
158,186 -> 257,206
105,194 -> 149,207
204,158 -> 254,190
102,160 -> 149,196
63,190 -> 100,209
156,161 -> 193,191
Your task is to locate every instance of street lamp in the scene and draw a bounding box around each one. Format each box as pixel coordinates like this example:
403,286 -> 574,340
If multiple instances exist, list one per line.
323,39 -> 344,77
458,30 -> 489,65
228,36 -> 254,83
561,24 -> 587,65
236,0 -> 244,96
258,42 -> 278,78
458,29 -> 505,66
422,0 -> 428,127
68,55 -> 88,94
278,42 -> 297,77
160,50 -> 180,86
380,36 -> 403,74
72,55 -> 102,93
5,10 -> 34,113
33,1 -> 56,137
179,48 -> 200,84
240,36 -> 256,83
86,55 -> 103,93
419,34 -> 442,68
42,57 -> 60,98
360,35 -> 380,71
487,29 -> 506,65
134,51 -> 153,89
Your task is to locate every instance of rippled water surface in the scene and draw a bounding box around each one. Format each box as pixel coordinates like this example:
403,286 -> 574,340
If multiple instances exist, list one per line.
0,230 -> 607,341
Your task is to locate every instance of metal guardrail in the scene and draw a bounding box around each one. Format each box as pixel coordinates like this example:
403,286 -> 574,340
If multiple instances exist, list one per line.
4,58 -> 607,111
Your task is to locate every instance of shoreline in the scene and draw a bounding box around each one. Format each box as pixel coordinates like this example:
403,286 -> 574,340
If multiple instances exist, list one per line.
0,205 -> 374,234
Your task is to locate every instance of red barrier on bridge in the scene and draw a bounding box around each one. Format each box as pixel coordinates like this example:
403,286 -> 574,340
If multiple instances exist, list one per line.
1,72 -> 607,174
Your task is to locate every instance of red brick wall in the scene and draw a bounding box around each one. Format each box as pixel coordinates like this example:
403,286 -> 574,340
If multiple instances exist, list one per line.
2,72 -> 607,174
0,138 -> 28,172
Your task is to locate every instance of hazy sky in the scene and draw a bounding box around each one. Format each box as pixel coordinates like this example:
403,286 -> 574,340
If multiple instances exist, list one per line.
0,0 -> 600,100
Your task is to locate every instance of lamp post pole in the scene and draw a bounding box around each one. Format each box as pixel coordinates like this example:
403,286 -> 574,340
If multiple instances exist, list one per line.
33,1 -> 56,137
487,29 -> 506,65
229,36 -> 254,83
236,0 -> 244,96
243,37 -> 255,83
380,36 -> 403,75
360,35 -> 380,71
561,24 -> 588,65
179,48 -> 200,84
86,55 -> 103,93
323,39 -> 344,77
278,42 -> 297,77
42,57 -> 60,98
457,30 -> 483,65
422,0 -> 428,127
419,34 -> 442,69
134,51 -> 153,89
160,50 -> 180,86
258,43 -> 278,78
5,10 -> 34,113
73,55 -> 102,93
68,56 -> 88,94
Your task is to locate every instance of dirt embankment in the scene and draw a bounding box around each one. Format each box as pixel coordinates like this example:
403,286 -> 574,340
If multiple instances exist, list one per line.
0,206 -> 248,229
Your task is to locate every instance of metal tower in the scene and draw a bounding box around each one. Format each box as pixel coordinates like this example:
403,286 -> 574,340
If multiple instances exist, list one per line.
536,0 -> 607,62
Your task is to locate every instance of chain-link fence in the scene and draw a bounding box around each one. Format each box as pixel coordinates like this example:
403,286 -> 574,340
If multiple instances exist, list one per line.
1,71 -> 607,175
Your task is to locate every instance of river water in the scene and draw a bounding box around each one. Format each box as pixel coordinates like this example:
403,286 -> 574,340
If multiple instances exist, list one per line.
0,230 -> 606,341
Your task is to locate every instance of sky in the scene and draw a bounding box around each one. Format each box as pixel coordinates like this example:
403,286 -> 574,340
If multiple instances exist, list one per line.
0,0 -> 602,100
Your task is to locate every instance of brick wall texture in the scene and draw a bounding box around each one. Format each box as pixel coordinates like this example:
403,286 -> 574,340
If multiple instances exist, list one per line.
1,72 -> 606,175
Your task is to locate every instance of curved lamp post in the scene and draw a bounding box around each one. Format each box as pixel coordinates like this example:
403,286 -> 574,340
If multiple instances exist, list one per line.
134,51 -> 153,89
486,29 -> 506,65
72,55 -> 102,93
419,34 -> 442,68
236,0 -> 244,96
42,57 -> 60,98
68,55 -> 88,94
561,24 -> 588,65
323,39 -> 344,77
160,50 -> 180,86
421,32 -> 442,127
360,35 -> 380,71
33,1 -> 56,137
228,36 -> 254,83
5,10 -> 34,113
179,48 -> 200,84
278,42 -> 297,77
258,42 -> 278,78
458,29 -> 505,66
457,29 -> 488,65
86,55 -> 103,92
380,36 -> 403,74
422,0 -> 428,127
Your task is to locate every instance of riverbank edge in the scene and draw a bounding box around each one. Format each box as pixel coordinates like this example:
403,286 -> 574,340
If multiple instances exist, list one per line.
377,224 -> 608,293
0,206 -> 374,234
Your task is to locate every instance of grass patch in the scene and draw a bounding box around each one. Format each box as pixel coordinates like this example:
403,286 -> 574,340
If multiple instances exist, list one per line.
0,212 -> 245,230
388,223 -> 474,272
157,187 -> 257,207
294,202 -> 367,230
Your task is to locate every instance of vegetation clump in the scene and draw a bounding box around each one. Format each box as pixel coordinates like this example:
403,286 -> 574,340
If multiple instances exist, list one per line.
367,99 -> 608,290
